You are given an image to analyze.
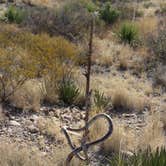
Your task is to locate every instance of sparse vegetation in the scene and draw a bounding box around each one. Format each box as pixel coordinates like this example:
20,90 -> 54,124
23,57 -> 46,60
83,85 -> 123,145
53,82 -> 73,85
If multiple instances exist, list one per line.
0,0 -> 165,165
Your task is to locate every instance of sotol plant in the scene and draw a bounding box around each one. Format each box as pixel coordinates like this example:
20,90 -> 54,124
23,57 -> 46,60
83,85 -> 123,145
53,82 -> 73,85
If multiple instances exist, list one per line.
5,6 -> 26,24
118,22 -> 139,45
93,90 -> 111,110
57,78 -> 80,106
100,2 -> 120,24
108,147 -> 166,166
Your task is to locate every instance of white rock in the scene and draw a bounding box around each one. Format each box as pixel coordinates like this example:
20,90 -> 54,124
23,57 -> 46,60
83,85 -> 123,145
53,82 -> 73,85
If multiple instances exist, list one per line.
9,120 -> 21,126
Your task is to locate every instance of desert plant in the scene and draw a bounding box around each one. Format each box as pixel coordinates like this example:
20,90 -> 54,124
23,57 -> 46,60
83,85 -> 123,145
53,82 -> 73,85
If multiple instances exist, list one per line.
108,147 -> 166,166
118,22 -> 139,45
93,89 -> 111,110
57,78 -> 80,105
5,6 -> 26,24
100,2 -> 120,24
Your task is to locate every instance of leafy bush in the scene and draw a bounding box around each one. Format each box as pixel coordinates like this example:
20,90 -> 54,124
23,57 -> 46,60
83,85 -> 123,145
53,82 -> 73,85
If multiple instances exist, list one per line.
93,90 -> 111,110
5,6 -> 26,24
118,22 -> 139,45
100,2 -> 120,24
57,78 -> 80,105
148,29 -> 166,64
108,147 -> 166,166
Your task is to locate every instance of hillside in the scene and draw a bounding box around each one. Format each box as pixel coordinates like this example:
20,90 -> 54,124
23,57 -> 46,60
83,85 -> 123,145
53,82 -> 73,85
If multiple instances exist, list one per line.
0,0 -> 165,166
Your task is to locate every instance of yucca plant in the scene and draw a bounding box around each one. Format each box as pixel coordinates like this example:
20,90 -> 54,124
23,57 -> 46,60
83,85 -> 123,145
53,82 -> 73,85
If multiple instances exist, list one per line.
5,6 -> 26,24
108,147 -> 166,166
93,89 -> 111,110
58,77 -> 80,106
100,2 -> 120,24
118,22 -> 139,45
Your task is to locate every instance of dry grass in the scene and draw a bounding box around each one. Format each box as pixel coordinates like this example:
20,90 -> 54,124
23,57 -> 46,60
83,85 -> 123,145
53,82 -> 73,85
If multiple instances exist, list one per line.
10,79 -> 44,112
52,146 -> 82,166
154,66 -> 166,88
0,141 -> 82,166
89,117 -> 137,154
139,111 -> 166,151
36,117 -> 64,141
136,17 -> 158,37
89,111 -> 165,155
93,36 -> 147,71
22,0 -> 51,6
0,142 -> 50,166
112,87 -> 147,112
116,45 -> 133,70
0,105 -> 6,123
91,74 -> 150,112
93,37 -> 118,67
102,119 -> 137,153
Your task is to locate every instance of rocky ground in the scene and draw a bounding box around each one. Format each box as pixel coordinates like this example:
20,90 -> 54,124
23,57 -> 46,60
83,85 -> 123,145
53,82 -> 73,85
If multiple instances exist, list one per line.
0,105 -> 150,160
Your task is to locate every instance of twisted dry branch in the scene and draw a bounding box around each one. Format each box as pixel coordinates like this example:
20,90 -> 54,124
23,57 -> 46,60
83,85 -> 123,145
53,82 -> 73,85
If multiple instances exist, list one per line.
62,113 -> 113,165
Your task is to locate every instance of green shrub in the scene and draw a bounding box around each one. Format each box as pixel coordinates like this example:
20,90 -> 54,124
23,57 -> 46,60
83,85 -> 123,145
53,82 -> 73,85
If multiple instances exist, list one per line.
5,6 -> 25,24
118,22 -> 139,45
58,78 -> 80,105
93,90 -> 111,110
100,2 -> 120,24
108,147 -> 166,166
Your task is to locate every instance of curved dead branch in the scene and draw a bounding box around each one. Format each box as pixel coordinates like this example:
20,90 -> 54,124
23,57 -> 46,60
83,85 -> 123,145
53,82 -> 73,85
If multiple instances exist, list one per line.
62,113 -> 113,165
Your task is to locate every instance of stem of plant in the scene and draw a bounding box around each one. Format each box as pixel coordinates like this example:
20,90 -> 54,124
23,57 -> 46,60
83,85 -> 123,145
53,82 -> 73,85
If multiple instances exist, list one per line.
82,15 -> 94,163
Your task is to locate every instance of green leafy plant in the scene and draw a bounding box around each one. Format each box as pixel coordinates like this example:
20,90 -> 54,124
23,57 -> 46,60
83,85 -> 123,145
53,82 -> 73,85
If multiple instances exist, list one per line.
93,90 -> 111,110
5,6 -> 26,24
100,2 -> 120,24
108,147 -> 166,166
58,78 -> 80,105
118,22 -> 139,45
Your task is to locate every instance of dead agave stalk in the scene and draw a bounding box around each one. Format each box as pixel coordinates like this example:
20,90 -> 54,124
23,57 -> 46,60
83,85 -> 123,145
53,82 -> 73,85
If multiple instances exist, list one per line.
63,15 -> 113,166
82,14 -> 94,162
